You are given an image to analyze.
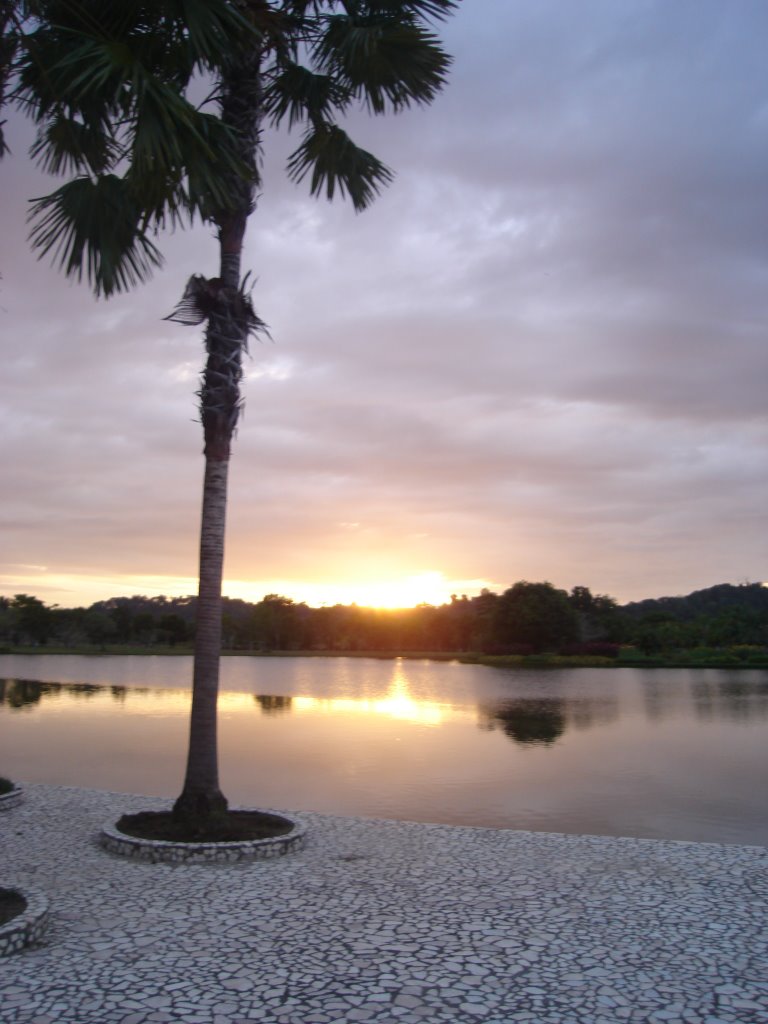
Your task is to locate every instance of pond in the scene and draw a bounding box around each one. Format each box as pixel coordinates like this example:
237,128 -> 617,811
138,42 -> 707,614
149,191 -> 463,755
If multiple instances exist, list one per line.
1,654 -> 767,846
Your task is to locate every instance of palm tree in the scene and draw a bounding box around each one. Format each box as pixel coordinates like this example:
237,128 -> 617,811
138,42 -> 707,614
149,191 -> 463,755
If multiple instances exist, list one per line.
7,0 -> 456,829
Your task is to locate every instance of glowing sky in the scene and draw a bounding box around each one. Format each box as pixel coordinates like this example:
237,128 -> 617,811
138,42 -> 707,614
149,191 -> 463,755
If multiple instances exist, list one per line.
1,0 -> 767,609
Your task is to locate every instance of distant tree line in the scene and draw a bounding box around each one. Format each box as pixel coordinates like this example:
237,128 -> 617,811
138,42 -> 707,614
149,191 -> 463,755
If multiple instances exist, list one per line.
2,582 -> 767,656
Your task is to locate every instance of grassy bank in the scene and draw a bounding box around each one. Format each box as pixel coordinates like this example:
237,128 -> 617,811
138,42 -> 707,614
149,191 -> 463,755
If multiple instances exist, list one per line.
2,644 -> 768,668
469,646 -> 768,669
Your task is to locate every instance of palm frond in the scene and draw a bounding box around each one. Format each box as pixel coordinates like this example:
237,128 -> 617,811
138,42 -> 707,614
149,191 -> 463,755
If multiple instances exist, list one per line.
363,2 -> 459,22
19,0 -> 254,93
29,111 -> 118,175
153,0 -> 259,69
280,1 -> 457,19
164,274 -> 221,326
315,15 -> 452,114
238,271 -> 270,343
16,31 -> 139,122
0,0 -> 20,158
287,120 -> 394,211
14,0 -> 255,125
13,0 -> 457,298
28,174 -> 164,296
129,83 -> 252,226
264,60 -> 351,128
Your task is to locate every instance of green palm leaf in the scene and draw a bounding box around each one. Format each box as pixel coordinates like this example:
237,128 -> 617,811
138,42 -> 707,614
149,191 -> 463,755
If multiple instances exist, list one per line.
264,60 -> 352,127
365,1 -> 458,20
28,174 -> 164,296
128,83 -> 252,224
29,111 -> 118,175
316,15 -> 452,114
0,0 -> 20,158
287,120 -> 393,211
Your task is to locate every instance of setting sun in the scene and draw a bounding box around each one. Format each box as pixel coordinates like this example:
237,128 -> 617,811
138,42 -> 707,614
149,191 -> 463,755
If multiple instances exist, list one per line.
226,570 -> 465,610
322,571 -> 454,609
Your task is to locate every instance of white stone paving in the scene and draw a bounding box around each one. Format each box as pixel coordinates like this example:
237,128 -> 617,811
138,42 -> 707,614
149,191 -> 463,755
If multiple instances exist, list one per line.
0,785 -> 766,1024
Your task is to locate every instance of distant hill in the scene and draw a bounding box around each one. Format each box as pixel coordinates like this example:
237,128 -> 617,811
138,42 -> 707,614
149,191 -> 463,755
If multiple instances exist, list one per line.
622,582 -> 768,621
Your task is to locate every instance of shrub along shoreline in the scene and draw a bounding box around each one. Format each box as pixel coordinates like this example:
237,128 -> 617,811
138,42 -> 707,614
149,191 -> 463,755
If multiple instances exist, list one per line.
1,644 -> 767,669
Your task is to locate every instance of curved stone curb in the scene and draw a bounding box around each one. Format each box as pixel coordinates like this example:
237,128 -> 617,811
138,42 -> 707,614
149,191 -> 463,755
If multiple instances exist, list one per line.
0,886 -> 49,958
0,784 -> 23,812
99,811 -> 307,864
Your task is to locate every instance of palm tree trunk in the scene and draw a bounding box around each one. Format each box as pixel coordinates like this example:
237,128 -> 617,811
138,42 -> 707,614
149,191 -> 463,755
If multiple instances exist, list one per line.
173,47 -> 261,826
173,258 -> 246,823
173,455 -> 230,821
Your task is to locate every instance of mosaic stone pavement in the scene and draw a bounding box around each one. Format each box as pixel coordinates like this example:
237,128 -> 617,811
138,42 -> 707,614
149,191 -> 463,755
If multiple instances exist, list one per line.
1,785 -> 766,1024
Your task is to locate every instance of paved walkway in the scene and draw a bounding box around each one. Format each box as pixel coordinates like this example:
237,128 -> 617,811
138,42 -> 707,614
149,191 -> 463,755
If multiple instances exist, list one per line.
1,785 -> 766,1024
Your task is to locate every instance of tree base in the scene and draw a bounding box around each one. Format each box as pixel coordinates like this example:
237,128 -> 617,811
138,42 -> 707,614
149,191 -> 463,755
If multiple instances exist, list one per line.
116,809 -> 293,844
171,787 -> 228,829
0,885 -> 49,958
0,889 -> 26,928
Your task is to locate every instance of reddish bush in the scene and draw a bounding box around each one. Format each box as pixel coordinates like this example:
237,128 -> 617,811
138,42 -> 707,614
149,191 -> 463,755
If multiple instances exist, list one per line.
559,642 -> 620,658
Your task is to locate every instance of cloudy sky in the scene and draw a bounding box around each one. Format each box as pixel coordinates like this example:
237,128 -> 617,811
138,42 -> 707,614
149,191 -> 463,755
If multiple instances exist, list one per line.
2,0 -> 767,610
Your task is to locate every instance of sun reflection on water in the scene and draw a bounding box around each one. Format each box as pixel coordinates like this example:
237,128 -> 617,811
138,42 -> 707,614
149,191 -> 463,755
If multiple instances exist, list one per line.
293,665 -> 446,726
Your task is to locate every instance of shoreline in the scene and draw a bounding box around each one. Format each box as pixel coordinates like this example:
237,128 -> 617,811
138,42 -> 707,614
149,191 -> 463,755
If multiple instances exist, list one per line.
4,646 -> 768,669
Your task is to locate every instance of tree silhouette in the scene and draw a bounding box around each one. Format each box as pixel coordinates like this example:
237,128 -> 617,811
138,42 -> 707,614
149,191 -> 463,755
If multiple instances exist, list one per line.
6,1 -> 456,825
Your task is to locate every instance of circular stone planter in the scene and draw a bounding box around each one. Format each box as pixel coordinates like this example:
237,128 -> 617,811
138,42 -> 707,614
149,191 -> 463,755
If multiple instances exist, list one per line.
0,886 -> 49,958
0,783 -> 23,812
99,811 -> 307,864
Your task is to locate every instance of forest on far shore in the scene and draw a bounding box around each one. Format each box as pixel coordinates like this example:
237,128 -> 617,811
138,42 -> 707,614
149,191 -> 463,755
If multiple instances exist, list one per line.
2,582 -> 768,667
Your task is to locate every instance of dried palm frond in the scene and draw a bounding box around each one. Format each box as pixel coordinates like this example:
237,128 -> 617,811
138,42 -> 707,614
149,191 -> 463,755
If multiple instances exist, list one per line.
165,272 -> 269,341
237,271 -> 270,344
164,274 -> 223,325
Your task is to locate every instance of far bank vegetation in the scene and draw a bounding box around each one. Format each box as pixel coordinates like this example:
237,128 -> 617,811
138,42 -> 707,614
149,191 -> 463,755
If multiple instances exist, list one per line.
2,583 -> 767,668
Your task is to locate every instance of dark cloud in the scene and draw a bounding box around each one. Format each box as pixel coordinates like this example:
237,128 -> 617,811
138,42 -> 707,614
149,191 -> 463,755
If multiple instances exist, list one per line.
1,0 -> 767,604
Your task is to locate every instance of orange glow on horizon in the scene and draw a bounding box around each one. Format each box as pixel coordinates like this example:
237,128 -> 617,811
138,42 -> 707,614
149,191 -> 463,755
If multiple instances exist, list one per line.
0,568 -> 498,611
312,572 -> 452,609
226,570 -> 479,610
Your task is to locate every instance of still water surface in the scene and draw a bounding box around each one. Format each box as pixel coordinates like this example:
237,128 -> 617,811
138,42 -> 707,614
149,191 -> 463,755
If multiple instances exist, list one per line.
1,654 -> 766,845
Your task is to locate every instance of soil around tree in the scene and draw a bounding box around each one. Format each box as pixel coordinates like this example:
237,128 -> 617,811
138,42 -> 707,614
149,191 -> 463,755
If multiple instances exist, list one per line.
116,809 -> 294,843
0,888 -> 27,928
